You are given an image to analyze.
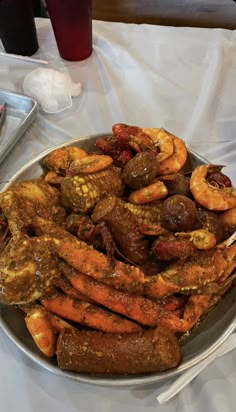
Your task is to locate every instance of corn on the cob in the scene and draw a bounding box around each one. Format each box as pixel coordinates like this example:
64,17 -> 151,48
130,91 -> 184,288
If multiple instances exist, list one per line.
125,202 -> 162,226
61,166 -> 124,213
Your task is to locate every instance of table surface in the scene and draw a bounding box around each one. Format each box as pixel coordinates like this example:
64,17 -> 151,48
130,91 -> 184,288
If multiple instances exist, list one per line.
0,17 -> 236,412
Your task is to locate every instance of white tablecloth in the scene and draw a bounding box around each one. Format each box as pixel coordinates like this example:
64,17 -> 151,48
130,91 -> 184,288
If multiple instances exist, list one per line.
0,18 -> 236,412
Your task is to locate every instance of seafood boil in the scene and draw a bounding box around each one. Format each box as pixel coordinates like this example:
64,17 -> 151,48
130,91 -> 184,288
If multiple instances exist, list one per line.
0,123 -> 236,376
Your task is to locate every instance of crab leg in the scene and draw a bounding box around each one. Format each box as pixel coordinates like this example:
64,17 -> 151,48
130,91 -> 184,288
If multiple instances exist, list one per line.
32,217 -> 147,294
65,269 -> 175,328
159,295 -> 214,333
34,218 -> 236,301
144,241 -> 236,299
159,295 -> 188,312
41,288 -> 142,334
162,272 -> 236,334
54,271 -> 94,303
52,235 -> 146,294
65,268 -> 222,333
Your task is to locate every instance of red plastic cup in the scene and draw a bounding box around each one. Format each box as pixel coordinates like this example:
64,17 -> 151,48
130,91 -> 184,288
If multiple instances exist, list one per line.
0,0 -> 39,56
45,0 -> 92,61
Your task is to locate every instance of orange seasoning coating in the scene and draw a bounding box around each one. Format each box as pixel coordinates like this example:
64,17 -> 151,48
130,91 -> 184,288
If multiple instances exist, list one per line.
41,289 -> 141,334
57,326 -> 182,374
55,236 -> 146,294
67,270 -> 164,327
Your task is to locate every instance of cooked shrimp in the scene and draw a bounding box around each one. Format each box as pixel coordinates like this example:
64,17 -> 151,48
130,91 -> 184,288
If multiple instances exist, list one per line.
21,303 -> 74,357
190,165 -> 236,211
67,154 -> 113,175
139,223 -> 169,236
157,134 -> 188,175
142,128 -> 174,162
43,146 -> 88,173
24,305 -> 57,357
128,181 -> 168,204
44,171 -> 63,185
176,229 -> 216,250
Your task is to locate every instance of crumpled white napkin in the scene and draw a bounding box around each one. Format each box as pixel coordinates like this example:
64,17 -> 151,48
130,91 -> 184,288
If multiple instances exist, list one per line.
157,333 -> 236,404
23,68 -> 82,114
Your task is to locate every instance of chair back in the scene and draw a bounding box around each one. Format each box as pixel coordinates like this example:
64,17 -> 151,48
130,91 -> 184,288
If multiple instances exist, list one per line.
92,0 -> 236,29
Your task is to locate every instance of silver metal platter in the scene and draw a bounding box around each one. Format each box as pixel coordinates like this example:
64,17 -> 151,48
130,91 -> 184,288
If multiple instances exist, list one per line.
0,134 -> 236,387
0,88 -> 38,165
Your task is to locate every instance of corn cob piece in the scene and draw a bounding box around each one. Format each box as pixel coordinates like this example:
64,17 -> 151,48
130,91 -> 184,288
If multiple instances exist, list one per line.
125,202 -> 162,226
61,166 -> 124,213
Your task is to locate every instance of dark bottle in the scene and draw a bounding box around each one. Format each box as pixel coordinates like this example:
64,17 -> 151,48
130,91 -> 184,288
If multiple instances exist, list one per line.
0,0 -> 39,56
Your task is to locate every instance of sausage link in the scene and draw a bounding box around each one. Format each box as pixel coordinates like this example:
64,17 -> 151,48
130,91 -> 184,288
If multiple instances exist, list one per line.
57,326 -> 181,374
92,195 -> 150,265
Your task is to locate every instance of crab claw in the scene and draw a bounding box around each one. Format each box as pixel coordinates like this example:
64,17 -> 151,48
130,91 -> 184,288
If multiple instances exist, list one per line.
0,235 -> 58,305
144,231 -> 236,299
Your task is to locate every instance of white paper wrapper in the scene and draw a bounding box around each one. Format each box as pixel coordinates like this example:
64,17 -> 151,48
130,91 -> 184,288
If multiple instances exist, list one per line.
157,333 -> 236,404
23,68 -> 82,113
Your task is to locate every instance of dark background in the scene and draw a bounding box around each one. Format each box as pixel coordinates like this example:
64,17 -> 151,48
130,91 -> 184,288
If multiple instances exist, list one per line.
32,0 -> 236,29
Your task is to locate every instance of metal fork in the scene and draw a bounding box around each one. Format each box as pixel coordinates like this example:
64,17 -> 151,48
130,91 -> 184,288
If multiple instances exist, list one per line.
0,102 -> 7,137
